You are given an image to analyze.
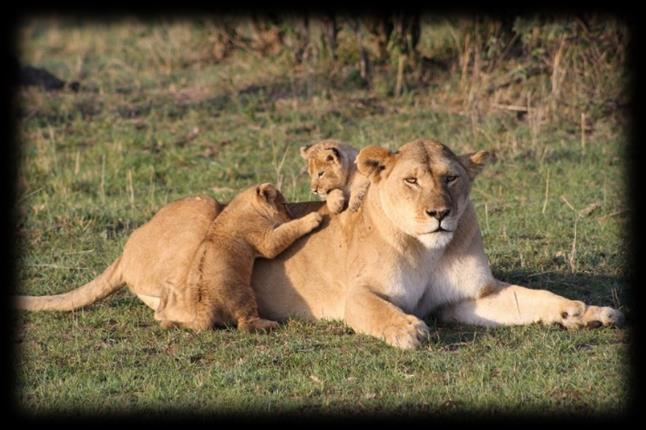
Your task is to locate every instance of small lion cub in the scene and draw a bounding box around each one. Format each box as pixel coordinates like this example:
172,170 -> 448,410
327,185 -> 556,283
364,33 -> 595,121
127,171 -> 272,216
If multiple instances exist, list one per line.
300,139 -> 370,214
155,183 -> 323,332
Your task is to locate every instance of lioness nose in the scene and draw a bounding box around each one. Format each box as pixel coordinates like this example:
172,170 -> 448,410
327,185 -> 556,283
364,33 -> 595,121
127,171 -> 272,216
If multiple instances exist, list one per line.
426,208 -> 451,221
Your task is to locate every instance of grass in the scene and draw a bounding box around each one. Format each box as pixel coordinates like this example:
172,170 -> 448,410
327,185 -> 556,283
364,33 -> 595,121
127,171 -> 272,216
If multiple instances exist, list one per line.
13,17 -> 630,416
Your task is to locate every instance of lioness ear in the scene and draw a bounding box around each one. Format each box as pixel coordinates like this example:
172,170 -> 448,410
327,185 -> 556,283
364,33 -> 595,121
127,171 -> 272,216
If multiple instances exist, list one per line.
256,183 -> 278,203
458,150 -> 491,180
356,145 -> 396,183
300,144 -> 314,160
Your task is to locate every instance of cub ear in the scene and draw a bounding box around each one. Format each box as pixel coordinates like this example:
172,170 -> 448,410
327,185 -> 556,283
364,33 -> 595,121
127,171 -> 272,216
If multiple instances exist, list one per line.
458,150 -> 492,180
256,182 -> 279,203
300,144 -> 314,160
324,147 -> 341,164
356,145 -> 396,183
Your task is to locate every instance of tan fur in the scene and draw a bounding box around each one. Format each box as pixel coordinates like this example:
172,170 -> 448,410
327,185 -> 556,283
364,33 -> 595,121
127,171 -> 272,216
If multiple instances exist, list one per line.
17,194 -> 325,319
300,139 -> 370,213
17,196 -> 223,312
154,183 -> 322,332
17,139 -> 624,349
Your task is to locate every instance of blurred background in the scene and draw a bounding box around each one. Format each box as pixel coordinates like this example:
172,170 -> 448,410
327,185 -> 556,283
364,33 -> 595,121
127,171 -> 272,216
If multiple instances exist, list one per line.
16,14 -> 629,201
18,14 -> 628,127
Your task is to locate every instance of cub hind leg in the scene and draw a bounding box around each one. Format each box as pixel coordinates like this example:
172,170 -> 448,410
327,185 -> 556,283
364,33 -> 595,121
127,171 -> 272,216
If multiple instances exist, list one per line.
221,281 -> 280,332
237,317 -> 280,332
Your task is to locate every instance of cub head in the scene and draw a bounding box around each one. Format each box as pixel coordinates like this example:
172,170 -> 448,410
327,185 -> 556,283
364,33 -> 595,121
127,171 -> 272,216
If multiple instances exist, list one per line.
356,139 -> 491,249
300,139 -> 358,198
253,183 -> 292,223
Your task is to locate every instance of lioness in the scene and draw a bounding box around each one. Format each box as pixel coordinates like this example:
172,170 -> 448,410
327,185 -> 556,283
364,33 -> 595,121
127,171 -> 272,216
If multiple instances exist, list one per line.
155,183 -> 323,332
300,139 -> 370,213
17,139 -> 624,349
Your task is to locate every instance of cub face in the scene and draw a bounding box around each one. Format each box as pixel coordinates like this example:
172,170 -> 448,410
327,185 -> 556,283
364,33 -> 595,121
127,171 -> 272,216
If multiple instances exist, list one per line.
300,140 -> 356,198
356,139 -> 490,249
254,183 -> 292,223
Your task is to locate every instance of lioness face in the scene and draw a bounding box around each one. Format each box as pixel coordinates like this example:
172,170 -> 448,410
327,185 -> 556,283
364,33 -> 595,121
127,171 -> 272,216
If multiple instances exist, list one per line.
357,139 -> 490,249
300,140 -> 353,198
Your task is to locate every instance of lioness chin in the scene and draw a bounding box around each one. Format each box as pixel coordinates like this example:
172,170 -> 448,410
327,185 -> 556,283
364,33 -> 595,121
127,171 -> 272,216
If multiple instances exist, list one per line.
17,139 -> 624,349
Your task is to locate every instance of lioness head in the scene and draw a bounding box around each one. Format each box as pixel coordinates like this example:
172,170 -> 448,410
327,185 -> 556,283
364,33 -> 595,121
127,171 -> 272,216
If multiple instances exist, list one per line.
252,183 -> 292,223
356,139 -> 490,249
300,139 -> 358,198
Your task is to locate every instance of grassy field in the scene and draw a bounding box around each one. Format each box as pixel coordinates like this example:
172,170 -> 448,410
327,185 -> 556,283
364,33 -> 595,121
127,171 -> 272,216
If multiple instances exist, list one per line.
13,17 -> 630,416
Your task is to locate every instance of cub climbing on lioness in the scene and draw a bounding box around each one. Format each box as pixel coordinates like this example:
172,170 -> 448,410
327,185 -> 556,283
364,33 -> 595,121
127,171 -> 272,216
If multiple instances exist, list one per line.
300,139 -> 370,214
155,183 -> 323,332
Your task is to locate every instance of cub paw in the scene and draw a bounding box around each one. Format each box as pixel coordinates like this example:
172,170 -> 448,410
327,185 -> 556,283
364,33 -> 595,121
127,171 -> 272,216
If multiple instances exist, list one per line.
326,189 -> 346,214
303,212 -> 323,231
159,319 -> 178,329
382,315 -> 430,350
239,318 -> 280,332
348,193 -> 365,212
348,196 -> 363,212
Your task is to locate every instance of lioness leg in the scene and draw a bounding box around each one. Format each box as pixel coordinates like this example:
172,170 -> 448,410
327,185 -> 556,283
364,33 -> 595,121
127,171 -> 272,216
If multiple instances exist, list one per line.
437,282 -> 624,329
345,287 -> 430,349
154,286 -> 199,327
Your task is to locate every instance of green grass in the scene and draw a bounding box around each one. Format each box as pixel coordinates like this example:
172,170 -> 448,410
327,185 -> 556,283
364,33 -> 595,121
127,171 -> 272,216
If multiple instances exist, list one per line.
14,18 -> 629,416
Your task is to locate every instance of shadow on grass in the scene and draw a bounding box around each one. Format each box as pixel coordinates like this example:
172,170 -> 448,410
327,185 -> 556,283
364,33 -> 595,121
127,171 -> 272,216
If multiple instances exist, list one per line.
19,66 -> 381,126
492,268 -> 625,307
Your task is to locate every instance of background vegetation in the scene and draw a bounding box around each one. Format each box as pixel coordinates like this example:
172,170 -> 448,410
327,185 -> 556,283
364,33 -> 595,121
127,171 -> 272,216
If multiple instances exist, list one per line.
14,14 -> 630,416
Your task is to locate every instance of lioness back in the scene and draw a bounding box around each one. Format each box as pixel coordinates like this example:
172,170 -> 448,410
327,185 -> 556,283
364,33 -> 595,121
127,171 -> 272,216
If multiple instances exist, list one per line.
155,183 -> 323,332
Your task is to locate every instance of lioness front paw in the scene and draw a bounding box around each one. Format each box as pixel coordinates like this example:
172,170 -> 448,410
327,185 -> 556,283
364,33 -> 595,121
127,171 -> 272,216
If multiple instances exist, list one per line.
326,189 -> 346,214
303,212 -> 323,232
382,315 -> 430,350
583,305 -> 625,328
558,301 -> 625,329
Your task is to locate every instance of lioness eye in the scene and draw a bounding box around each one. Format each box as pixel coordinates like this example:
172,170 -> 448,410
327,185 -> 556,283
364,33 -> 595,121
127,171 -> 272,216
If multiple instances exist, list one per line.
318,171 -> 325,178
404,177 -> 417,185
445,175 -> 458,183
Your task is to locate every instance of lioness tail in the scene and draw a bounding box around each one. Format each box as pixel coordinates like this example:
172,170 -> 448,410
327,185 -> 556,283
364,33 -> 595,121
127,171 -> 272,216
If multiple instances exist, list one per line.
16,257 -> 125,311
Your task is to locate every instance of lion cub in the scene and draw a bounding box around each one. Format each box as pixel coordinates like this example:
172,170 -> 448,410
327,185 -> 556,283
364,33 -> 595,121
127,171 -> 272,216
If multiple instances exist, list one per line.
155,183 -> 323,332
300,139 -> 370,214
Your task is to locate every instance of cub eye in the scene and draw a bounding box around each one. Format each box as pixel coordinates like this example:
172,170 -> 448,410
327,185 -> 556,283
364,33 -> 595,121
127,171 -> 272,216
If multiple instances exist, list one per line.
445,175 -> 458,184
318,171 -> 325,178
404,177 -> 418,185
